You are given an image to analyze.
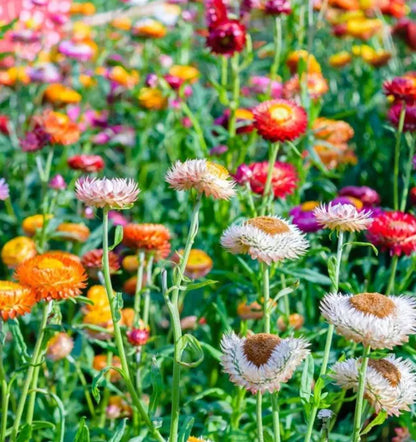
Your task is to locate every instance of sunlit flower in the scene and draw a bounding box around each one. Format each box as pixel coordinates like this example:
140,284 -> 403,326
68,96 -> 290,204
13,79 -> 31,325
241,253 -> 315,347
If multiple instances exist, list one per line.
0,178 -> 9,200
46,332 -> 74,361
367,211 -> 416,256
314,203 -> 372,232
286,50 -> 321,74
133,19 -> 167,38
92,354 -> 122,382
81,249 -> 120,279
75,177 -> 140,210
0,281 -> 37,320
320,292 -> 416,349
56,222 -> 90,242
166,159 -> 236,200
388,103 -> 416,132
172,249 -> 213,279
34,110 -> 80,145
221,332 -> 309,393
123,223 -> 171,260
138,88 -> 167,110
253,99 -> 307,142
43,83 -> 81,105
332,355 -> 416,416
67,154 -> 105,173
290,201 -> 321,233
221,216 -> 309,264
22,214 -> 53,236
15,252 -> 87,301
1,236 -> 37,268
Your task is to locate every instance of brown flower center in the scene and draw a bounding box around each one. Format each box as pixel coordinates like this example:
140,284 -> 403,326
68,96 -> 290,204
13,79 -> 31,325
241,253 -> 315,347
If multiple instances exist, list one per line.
243,333 -> 281,367
368,359 -> 401,387
247,216 -> 290,235
349,293 -> 395,318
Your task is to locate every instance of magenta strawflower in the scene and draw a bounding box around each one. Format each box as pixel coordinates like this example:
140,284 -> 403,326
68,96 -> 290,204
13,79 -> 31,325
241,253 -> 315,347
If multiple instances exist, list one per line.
0,178 -> 9,200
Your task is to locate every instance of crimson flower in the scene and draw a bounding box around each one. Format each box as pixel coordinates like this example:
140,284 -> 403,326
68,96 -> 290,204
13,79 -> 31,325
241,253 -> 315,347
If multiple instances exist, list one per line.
68,154 -> 105,173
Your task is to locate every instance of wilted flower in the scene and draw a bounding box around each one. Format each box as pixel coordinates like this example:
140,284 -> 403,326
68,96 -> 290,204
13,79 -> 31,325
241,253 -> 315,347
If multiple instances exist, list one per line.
332,356 -> 416,416
75,177 -> 140,210
314,203 -> 372,232
46,332 -> 74,361
1,236 -> 37,268
0,281 -> 37,320
0,178 -> 9,200
166,159 -> 235,200
221,216 -> 309,264
320,292 -> 416,349
221,332 -> 309,393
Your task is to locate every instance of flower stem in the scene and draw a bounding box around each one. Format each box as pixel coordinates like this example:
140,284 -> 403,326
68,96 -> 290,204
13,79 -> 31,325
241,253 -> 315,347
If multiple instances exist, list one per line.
352,345 -> 371,442
393,103 -> 406,211
261,263 -> 271,333
0,320 -> 8,441
260,142 -> 280,216
386,254 -> 398,295
11,301 -> 52,441
268,17 -> 282,97
256,391 -> 264,442
143,255 -> 154,326
271,393 -> 281,442
102,209 -> 164,442
228,52 -> 240,141
134,250 -> 146,327
180,101 -> 208,156
400,134 -> 415,211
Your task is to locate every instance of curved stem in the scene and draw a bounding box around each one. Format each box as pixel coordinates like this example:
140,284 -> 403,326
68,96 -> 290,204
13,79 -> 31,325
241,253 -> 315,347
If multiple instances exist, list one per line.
134,251 -> 146,327
352,345 -> 371,442
386,254 -> 398,295
393,103 -> 406,211
260,142 -> 279,216
271,393 -> 281,442
256,391 -> 264,442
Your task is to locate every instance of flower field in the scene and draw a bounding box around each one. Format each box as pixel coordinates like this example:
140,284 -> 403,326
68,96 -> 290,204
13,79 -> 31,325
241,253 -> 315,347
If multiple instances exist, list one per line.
1,0 -> 416,441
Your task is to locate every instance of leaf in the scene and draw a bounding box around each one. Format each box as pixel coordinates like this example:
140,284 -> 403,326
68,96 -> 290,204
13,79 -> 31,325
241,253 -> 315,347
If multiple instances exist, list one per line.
343,241 -> 378,256
31,421 -> 55,431
178,416 -> 194,442
149,358 -> 163,417
185,279 -> 218,292
16,424 -> 31,442
200,342 -> 222,362
280,267 -> 331,285
109,418 -> 128,442
112,292 -> 124,323
75,417 -> 90,442
9,319 -> 29,362
109,225 -> 123,251
178,334 -> 204,368
300,354 -> 314,403
327,256 -> 337,288
360,410 -> 387,436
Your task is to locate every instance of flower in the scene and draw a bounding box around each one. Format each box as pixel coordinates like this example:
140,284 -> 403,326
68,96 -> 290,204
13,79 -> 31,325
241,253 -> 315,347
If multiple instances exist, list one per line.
241,161 -> 298,198
46,332 -> 74,361
56,223 -> 90,242
172,249 -> 213,279
15,252 -> 87,301
221,332 -> 309,393
290,201 -> 321,233
367,211 -> 416,256
313,203 -> 372,232
388,103 -> 416,132
253,99 -> 307,142
338,186 -> 380,207
81,249 -> 120,279
286,50 -> 321,74
277,313 -> 305,331
75,177 -> 140,210
383,74 -> 416,104
283,74 -> 328,101
67,154 -> 105,173
33,110 -> 80,145
123,224 -> 171,260
166,159 -> 236,200
265,0 -> 291,15
221,216 -> 309,264
49,174 -> 66,190
0,178 -> 9,200
237,301 -> 263,320
43,83 -> 81,105
331,355 -> 416,416
1,237 -> 37,268
138,88 -> 167,110
127,328 -> 150,346
93,354 -> 122,382
313,117 -> 354,144
133,19 -> 167,38
0,281 -> 37,320
320,292 -> 416,349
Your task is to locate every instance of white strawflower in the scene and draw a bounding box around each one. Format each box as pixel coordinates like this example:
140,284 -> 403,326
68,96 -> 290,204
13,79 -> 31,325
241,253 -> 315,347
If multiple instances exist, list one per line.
320,292 -> 416,349
331,355 -> 416,416
221,216 -> 308,265
221,332 -> 309,394
314,203 -> 372,232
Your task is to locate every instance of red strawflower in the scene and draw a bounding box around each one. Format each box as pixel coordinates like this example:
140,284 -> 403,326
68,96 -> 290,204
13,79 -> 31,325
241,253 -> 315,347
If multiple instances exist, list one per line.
393,19 -> 416,51
0,115 -> 9,134
383,74 -> 416,103
81,249 -> 120,279
367,211 -> 416,256
410,187 -> 416,206
243,161 -> 298,198
127,328 -> 150,346
265,0 -> 291,15
68,154 -> 105,173
388,103 -> 416,132
253,99 -> 307,142
380,0 -> 406,18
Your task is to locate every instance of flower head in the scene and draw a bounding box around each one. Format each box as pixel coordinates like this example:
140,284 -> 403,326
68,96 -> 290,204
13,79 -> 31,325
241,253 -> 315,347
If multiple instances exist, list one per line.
221,332 -> 309,393
332,355 -> 416,416
166,159 -> 235,200
75,177 -> 140,210
253,99 -> 307,142
0,281 -> 37,320
81,249 -> 120,279
367,211 -> 416,256
56,222 -> 90,242
123,224 -> 171,260
127,327 -> 150,346
313,203 -> 372,232
1,236 -> 37,268
15,252 -> 87,301
383,74 -> 416,104
290,201 -> 321,233
49,174 -> 66,190
338,186 -> 380,207
33,110 -> 80,145
67,154 -> 105,173
320,292 -> 416,349
46,332 -> 74,361
388,103 -> 416,132
0,178 -> 9,200
221,216 -> 309,265
172,249 -> 213,279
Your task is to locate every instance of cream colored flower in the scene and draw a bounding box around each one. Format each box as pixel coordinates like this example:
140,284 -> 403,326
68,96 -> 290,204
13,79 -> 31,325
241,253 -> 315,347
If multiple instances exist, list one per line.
314,203 -> 372,232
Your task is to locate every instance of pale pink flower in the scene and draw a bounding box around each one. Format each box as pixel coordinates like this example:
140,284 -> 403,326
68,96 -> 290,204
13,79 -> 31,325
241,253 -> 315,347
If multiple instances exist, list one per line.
165,159 -> 235,200
314,203 -> 372,232
0,178 -> 10,200
75,177 -> 140,210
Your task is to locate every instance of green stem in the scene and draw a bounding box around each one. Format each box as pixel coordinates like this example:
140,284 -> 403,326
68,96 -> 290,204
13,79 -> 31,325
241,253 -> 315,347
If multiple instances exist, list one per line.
0,320 -> 8,441
11,301 -> 51,441
180,101 -> 208,156
102,209 -> 164,442
134,251 -> 146,327
67,356 -> 96,418
271,393 -> 281,442
260,142 -> 279,216
228,52 -> 240,141
393,103 -> 406,211
220,55 -> 229,104
256,391 -> 264,442
262,263 -> 271,333
352,345 -> 371,442
386,254 -> 398,295
143,255 -> 154,327
400,134 -> 415,211
4,198 -> 17,222
269,17 -> 282,97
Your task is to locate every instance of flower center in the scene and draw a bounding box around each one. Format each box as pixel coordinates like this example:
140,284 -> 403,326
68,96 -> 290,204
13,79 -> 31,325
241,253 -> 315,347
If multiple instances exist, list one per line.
368,359 -> 401,387
206,161 -> 230,179
270,104 -> 291,124
36,258 -> 65,270
349,293 -> 395,318
243,333 -> 281,367
247,216 -> 290,235
0,281 -> 20,291
301,201 -> 320,212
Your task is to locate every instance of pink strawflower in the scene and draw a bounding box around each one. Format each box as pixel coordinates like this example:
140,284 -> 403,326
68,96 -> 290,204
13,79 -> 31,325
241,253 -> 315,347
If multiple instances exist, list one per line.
75,177 -> 140,210
0,178 -> 9,200
49,174 -> 66,190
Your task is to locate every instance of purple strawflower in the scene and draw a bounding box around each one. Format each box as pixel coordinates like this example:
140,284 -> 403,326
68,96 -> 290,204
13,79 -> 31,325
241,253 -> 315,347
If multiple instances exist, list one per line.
49,174 -> 66,191
290,204 -> 321,233
0,178 -> 10,200
233,164 -> 253,184
145,73 -> 158,88
210,145 -> 228,156
338,186 -> 381,207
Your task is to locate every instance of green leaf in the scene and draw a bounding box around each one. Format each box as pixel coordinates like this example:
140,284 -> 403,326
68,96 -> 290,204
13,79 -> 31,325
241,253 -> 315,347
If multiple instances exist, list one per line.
75,417 -> 90,442
185,279 -> 218,292
178,334 -> 204,368
327,256 -> 337,288
149,358 -> 163,417
112,292 -> 124,323
109,418 -> 127,442
109,225 -> 123,251
343,241 -> 378,256
200,341 -> 222,362
178,416 -> 194,442
9,319 -> 29,362
360,410 -> 387,436
16,424 -> 31,442
300,354 -> 314,403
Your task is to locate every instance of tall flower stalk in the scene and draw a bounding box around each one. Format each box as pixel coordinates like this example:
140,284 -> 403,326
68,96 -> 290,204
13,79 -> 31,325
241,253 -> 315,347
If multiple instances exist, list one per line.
393,103 -> 406,211
260,142 -> 280,216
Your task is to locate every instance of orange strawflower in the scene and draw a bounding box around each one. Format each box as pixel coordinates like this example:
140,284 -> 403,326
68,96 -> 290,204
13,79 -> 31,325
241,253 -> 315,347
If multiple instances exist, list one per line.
283,73 -> 329,100
81,249 -> 120,279
133,19 -> 167,38
346,17 -> 382,40
92,354 -> 122,382
15,252 -> 87,301
108,66 -> 139,88
329,51 -> 352,68
22,214 -> 53,236
1,236 -> 37,268
168,65 -> 199,83
313,118 -> 354,144
44,84 -> 82,105
56,223 -> 90,242
0,281 -> 37,320
70,2 -> 96,15
111,17 -> 132,31
172,249 -> 213,280
286,50 -> 321,74
34,110 -> 80,146
0,67 -> 30,87
138,88 -> 167,110
123,224 -> 171,260
237,301 -> 263,320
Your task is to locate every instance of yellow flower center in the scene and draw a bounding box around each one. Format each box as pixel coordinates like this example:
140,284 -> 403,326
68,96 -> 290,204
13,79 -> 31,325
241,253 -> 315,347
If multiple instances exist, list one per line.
0,281 -> 20,291
36,258 -> 65,270
247,216 -> 290,235
243,333 -> 281,367
270,104 -> 292,124
368,359 -> 401,387
206,161 -> 230,179
301,201 -> 320,211
349,293 -> 395,318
